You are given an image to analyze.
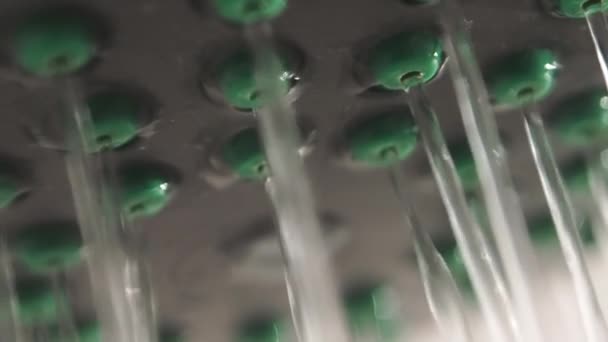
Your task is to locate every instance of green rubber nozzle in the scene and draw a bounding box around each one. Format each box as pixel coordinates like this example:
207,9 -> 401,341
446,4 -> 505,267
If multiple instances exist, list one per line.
87,91 -> 142,152
436,240 -> 474,296
549,88 -> 608,146
48,320 -> 101,342
555,0 -> 608,18
561,159 -> 590,192
160,328 -> 184,342
214,0 -> 288,24
13,223 -> 83,274
486,49 -> 559,109
78,321 -> 102,342
120,166 -> 176,220
14,10 -> 97,77
344,284 -> 396,339
347,112 -> 418,168
528,214 -> 596,247
368,31 -> 444,90
238,317 -> 284,342
218,51 -> 293,110
222,128 -> 268,180
0,172 -> 25,209
449,142 -> 478,191
528,215 -> 558,247
15,279 -> 62,325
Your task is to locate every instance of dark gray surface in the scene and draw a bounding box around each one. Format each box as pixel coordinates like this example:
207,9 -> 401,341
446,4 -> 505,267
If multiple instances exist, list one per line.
0,0 -> 603,340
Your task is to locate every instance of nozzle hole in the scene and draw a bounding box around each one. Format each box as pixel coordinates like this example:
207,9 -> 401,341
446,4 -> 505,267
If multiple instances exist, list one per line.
380,146 -> 399,161
11,188 -> 30,205
130,203 -> 145,214
244,0 -> 262,13
49,55 -> 70,69
256,163 -> 267,175
400,71 -> 424,85
96,135 -> 112,145
517,87 -> 535,100
249,90 -> 261,102
45,257 -> 62,267
582,0 -> 601,11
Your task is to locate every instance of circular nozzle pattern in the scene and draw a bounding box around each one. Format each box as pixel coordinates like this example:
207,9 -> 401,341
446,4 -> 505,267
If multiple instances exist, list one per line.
555,0 -> 608,18
218,51 -> 293,110
238,317 -> 284,342
87,91 -> 142,152
120,165 -> 176,220
449,142 -> 478,191
367,31 -> 444,90
344,284 -> 396,339
486,49 -> 559,109
222,128 -> 268,180
14,10 -> 97,77
13,223 -> 83,274
15,279 -> 62,325
549,88 -> 608,146
347,112 -> 418,168
214,0 -> 288,24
